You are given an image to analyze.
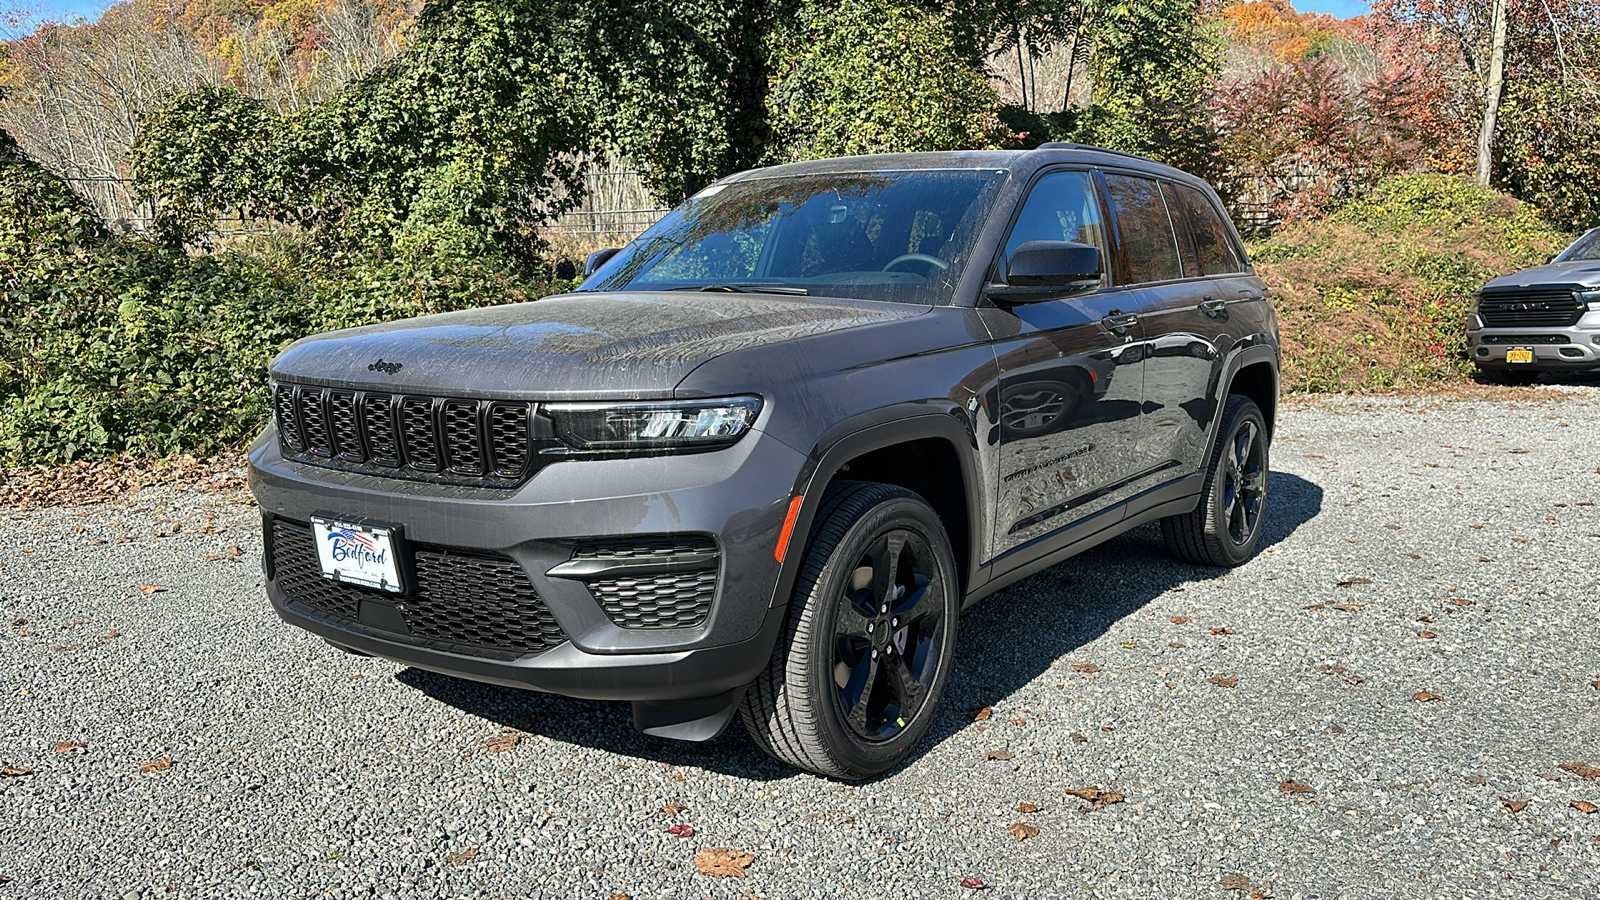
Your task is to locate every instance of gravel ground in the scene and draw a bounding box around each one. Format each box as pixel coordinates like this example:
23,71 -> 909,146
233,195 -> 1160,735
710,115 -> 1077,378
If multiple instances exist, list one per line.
3,390 -> 1600,900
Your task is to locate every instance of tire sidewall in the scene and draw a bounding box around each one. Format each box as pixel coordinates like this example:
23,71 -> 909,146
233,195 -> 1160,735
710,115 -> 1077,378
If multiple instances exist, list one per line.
1207,400 -> 1270,566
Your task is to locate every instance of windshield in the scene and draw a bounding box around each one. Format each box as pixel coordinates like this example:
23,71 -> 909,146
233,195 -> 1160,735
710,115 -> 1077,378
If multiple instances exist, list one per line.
1556,228 -> 1600,262
579,168 -> 1009,305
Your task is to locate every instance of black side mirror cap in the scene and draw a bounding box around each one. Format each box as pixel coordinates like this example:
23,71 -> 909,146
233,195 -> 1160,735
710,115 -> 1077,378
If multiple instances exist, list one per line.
986,240 -> 1103,304
584,248 -> 621,277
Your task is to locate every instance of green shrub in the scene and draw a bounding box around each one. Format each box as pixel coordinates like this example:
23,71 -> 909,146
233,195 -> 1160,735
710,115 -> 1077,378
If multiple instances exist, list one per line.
1253,174 -> 1572,393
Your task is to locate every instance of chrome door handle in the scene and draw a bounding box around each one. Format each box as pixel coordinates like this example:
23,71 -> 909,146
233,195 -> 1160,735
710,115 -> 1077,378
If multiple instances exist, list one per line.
1101,311 -> 1138,332
1199,297 -> 1227,317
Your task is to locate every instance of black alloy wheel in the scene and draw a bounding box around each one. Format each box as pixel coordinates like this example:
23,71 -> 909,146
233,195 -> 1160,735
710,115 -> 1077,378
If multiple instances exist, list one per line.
1161,394 -> 1271,568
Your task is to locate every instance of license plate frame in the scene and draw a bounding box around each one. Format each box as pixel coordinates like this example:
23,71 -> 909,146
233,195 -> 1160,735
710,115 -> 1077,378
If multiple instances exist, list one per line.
1506,347 -> 1535,364
310,514 -> 406,594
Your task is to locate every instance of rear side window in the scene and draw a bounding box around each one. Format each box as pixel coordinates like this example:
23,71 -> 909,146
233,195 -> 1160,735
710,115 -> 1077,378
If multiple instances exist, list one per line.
1104,174 -> 1181,284
1173,184 -> 1245,276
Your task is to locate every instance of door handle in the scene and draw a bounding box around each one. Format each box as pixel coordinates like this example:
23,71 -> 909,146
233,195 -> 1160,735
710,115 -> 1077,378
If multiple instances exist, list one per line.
1199,297 -> 1227,317
1101,311 -> 1138,332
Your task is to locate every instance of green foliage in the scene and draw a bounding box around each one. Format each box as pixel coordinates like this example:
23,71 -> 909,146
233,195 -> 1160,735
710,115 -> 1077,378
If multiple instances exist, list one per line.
766,0 -> 1014,161
1253,174 -> 1572,393
1495,81 -> 1600,232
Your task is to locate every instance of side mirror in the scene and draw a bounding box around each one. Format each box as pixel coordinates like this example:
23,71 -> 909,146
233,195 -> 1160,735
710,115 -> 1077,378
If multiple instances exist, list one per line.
584,248 -> 621,277
1545,253 -> 1558,264
988,240 -> 1102,304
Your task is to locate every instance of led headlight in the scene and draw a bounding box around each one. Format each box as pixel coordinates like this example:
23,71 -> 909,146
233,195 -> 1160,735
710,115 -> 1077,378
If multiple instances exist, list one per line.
1578,288 -> 1600,311
544,396 -> 762,452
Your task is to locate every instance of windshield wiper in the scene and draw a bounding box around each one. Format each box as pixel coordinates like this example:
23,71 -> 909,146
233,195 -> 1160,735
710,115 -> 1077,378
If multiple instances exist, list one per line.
666,284 -> 810,296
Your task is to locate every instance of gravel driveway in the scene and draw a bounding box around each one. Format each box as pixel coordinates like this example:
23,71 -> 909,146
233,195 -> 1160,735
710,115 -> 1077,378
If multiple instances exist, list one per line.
3,391 -> 1600,900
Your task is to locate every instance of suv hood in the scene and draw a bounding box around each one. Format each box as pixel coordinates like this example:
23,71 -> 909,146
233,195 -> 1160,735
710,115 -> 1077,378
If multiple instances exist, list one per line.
270,291 -> 926,400
1483,260 -> 1600,290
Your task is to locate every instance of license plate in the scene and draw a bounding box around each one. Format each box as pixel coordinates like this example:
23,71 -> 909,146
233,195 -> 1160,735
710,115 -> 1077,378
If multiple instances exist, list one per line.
311,516 -> 403,593
1506,348 -> 1534,364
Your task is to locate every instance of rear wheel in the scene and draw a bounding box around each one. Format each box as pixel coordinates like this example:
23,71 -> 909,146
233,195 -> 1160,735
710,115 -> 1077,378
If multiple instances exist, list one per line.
1161,395 -> 1269,568
740,481 -> 959,779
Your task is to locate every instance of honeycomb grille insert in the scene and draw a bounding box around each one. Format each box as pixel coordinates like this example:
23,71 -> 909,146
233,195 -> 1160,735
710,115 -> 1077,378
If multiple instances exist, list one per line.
268,518 -> 566,661
569,534 -> 720,630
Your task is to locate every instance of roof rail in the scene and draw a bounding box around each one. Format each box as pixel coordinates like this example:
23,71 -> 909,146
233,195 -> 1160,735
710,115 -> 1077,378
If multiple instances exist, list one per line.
1035,142 -> 1160,164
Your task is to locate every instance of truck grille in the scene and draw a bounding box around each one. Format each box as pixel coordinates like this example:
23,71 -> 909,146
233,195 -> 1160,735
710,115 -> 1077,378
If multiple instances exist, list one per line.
267,518 -> 567,661
571,535 -> 719,629
273,383 -> 539,487
1477,288 -> 1585,328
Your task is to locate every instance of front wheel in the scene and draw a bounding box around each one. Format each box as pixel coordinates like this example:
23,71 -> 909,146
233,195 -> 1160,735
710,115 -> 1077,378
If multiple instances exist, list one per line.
1161,395 -> 1270,567
740,481 -> 960,779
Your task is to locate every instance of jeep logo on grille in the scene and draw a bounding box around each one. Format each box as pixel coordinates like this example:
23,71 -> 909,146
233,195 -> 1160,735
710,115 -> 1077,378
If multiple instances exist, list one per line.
368,359 -> 404,375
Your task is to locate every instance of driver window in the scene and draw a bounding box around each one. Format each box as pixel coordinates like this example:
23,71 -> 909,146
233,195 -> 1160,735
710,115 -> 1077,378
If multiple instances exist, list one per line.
1002,170 -> 1108,281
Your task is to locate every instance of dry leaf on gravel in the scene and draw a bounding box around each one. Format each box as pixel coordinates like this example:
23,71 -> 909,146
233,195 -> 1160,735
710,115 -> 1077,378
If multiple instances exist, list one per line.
1071,662 -> 1101,674
693,848 -> 753,878
1571,800 -> 1599,814
958,877 -> 987,889
226,546 -> 244,558
1209,627 -> 1235,635
1170,615 -> 1190,624
137,584 -> 164,595
1006,823 -> 1039,841
138,756 -> 172,774
1336,577 -> 1373,588
1069,733 -> 1088,743
1502,798 -> 1530,814
483,729 -> 520,753
964,706 -> 993,721
1218,873 -> 1253,892
1331,603 -> 1364,612
1418,631 -> 1437,639
1017,802 -> 1041,813
1065,786 -> 1125,812
444,848 -> 478,866
665,824 -> 695,838
1010,717 -> 1026,726
1414,692 -> 1444,702
2,765 -> 32,777
54,740 -> 85,755
659,801 -> 687,817
1303,603 -> 1325,610
1466,775 -> 1488,785
1559,762 -> 1600,780
985,750 -> 1014,761
1209,675 -> 1239,688
1279,780 -> 1314,795
1418,615 -> 1436,623
1448,597 -> 1471,606
608,895 -> 632,900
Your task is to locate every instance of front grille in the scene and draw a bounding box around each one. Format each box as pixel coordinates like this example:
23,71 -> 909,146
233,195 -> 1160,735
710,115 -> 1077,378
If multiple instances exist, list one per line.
274,383 -> 536,487
1477,288 -> 1585,328
268,519 -> 566,660
1480,334 -> 1570,345
569,535 -> 719,630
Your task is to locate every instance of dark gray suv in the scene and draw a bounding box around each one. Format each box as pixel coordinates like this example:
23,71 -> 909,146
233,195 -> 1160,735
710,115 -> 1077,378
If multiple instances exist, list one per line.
250,145 -> 1280,778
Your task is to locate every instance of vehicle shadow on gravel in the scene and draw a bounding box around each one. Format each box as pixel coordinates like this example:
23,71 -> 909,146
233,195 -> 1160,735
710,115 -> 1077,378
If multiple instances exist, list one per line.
397,470 -> 1323,781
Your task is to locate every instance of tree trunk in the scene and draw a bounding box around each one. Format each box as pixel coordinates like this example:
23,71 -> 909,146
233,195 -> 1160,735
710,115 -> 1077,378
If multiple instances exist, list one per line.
1476,0 -> 1509,186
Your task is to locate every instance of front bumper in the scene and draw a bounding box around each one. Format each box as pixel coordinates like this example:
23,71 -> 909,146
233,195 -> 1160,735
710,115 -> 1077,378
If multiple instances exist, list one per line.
249,424 -> 807,705
1467,322 -> 1600,371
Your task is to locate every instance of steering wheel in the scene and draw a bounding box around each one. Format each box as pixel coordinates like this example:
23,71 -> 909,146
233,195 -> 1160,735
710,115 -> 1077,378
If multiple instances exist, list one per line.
882,253 -> 950,273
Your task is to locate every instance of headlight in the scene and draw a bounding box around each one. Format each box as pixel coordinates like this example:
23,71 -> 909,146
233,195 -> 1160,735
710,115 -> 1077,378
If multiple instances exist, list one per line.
543,396 -> 762,452
1578,288 -> 1600,310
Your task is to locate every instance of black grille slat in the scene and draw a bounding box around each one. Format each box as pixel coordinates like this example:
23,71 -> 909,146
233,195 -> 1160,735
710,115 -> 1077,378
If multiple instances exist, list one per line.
571,535 -> 719,630
401,398 -> 442,473
1479,289 -> 1584,328
269,519 -> 566,661
574,535 -> 718,559
443,401 -> 485,476
275,382 -> 536,487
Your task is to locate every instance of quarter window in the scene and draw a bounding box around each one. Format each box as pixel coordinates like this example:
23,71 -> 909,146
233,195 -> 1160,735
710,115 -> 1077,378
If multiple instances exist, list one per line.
1104,173 -> 1182,284
1173,184 -> 1245,276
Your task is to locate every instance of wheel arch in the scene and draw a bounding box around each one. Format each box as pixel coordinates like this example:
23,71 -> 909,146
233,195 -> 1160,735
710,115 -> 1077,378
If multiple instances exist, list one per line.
1220,347 -> 1279,437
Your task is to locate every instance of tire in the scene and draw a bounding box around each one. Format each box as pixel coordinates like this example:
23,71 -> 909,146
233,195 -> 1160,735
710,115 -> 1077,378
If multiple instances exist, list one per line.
1476,367 -> 1541,386
740,480 -> 960,780
1161,395 -> 1270,568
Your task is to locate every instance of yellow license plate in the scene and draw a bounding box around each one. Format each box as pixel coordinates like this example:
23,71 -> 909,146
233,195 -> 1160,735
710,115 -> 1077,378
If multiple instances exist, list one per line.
1506,348 -> 1534,364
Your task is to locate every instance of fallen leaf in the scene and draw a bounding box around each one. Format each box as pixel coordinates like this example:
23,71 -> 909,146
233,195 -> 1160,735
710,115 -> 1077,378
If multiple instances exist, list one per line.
964,705 -> 992,721
1591,680 -> 1600,690
1303,603 -> 1325,610
1218,873 -> 1253,893
1404,552 -> 1422,559
659,801 -> 687,817
1570,800 -> 1599,814
665,823 -> 695,838
1278,780 -> 1314,795
1418,631 -> 1437,639
1422,462 -> 1439,468
985,750 -> 1014,761
8,618 -> 23,627
1502,797 -> 1529,814
1384,523 -> 1400,530
958,877 -> 986,889
1559,762 -> 1600,780
1065,786 -> 1125,812
1448,597 -> 1471,606
693,847 -> 753,878
203,553 -> 224,561
1170,615 -> 1190,624
1477,556 -> 1492,563
1336,577 -> 1372,588
1329,723 -> 1346,734
2,765 -> 32,777
1209,627 -> 1235,635
1413,692 -> 1444,702
138,756 -> 172,774
1331,603 -> 1364,612
137,584 -> 164,595
54,740 -> 85,755
483,729 -> 520,753
1068,733 -> 1087,743
444,848 -> 478,867
1070,662 -> 1101,674
1006,823 -> 1039,841
608,895 -> 632,900
226,545 -> 244,557
1017,802 -> 1041,813
1209,674 -> 1239,688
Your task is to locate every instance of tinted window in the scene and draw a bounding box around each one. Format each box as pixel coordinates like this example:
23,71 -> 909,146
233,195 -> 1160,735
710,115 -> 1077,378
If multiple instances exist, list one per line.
582,169 -> 1007,306
1104,174 -> 1182,284
1173,183 -> 1244,276
1002,170 -> 1108,279
1162,183 -> 1202,279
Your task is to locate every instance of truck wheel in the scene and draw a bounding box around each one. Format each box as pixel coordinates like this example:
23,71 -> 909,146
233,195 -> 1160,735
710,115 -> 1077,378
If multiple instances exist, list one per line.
740,481 -> 960,779
1161,395 -> 1269,568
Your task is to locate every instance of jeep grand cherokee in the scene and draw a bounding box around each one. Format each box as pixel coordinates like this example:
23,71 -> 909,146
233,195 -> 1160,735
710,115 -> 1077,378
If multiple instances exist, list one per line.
250,144 -> 1280,779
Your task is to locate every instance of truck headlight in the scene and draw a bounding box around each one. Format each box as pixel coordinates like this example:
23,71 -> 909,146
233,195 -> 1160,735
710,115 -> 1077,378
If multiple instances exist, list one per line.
1578,289 -> 1600,310
544,396 -> 762,451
